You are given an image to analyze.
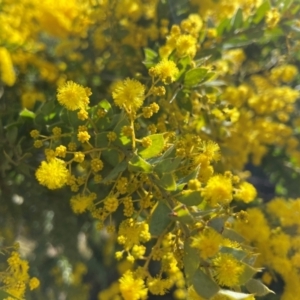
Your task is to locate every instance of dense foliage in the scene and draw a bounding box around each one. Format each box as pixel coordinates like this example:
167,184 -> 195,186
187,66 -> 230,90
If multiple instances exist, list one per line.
1,0 -> 300,299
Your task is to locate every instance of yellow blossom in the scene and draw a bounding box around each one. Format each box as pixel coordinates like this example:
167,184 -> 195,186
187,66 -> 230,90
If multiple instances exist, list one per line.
190,227 -> 223,259
212,253 -> 244,287
112,78 -> 145,111
57,81 -> 90,111
150,59 -> 179,84
234,182 -> 257,203
119,271 -> 148,300
176,34 -> 197,58
70,193 -> 96,214
29,277 -> 40,290
35,159 -> 69,189
202,174 -> 233,206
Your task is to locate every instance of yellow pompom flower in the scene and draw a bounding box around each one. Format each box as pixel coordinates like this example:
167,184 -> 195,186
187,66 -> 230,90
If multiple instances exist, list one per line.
150,59 -> 179,84
119,271 -> 148,300
234,182 -> 257,203
202,174 -> 233,206
265,8 -> 281,29
176,34 -> 197,58
29,277 -> 40,290
35,159 -> 69,189
212,253 -> 244,287
57,81 -> 91,111
190,227 -> 223,259
70,193 -> 96,214
112,78 -> 145,111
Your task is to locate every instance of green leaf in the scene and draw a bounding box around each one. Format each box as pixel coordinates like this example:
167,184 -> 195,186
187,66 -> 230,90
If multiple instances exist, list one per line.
6,126 -> 18,144
217,18 -> 231,36
177,165 -> 200,189
183,239 -> 200,284
144,48 -> 158,61
192,269 -> 220,299
102,149 -> 121,167
19,108 -> 36,118
95,132 -> 110,148
138,134 -> 164,159
128,154 -> 152,173
242,254 -> 259,266
231,8 -> 243,29
220,247 -> 248,261
169,204 -> 194,224
149,201 -> 172,236
143,48 -> 158,68
113,113 -> 131,148
253,1 -> 271,24
184,68 -> 208,87
177,190 -> 203,206
222,228 -> 245,243
158,173 -> 177,191
67,110 -> 84,127
102,160 -> 128,183
154,157 -> 181,175
238,262 -> 260,285
217,290 -> 255,300
98,99 -> 112,114
282,0 -> 294,12
39,100 -> 56,115
208,216 -> 228,233
245,279 -> 274,296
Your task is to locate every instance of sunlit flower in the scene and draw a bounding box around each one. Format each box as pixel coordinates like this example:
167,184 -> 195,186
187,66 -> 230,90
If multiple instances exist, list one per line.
57,81 -> 90,111
35,159 -> 69,189
112,78 -> 145,111
212,253 -> 244,287
119,271 -> 148,300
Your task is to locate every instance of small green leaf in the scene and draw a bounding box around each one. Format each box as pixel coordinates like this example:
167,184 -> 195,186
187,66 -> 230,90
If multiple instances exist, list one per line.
102,149 -> 121,167
6,126 -> 18,144
245,279 -> 274,296
177,190 -> 203,206
238,263 -> 260,285
95,132 -> 110,148
154,157 -> 181,174
242,254 -> 259,266
184,68 -> 208,87
102,160 -> 128,183
208,216 -> 228,233
143,48 -> 158,68
128,154 -> 152,173
144,48 -> 158,61
222,228 -> 245,243
67,110 -> 84,127
177,165 -> 200,189
169,205 -> 194,224
253,1 -> 271,24
158,173 -> 177,191
19,108 -> 36,118
138,134 -> 164,159
217,289 -> 255,300
231,8 -> 243,29
113,113 -> 131,147
98,99 -> 112,113
183,239 -> 200,284
149,201 -> 172,236
39,100 -> 56,115
220,247 -> 247,261
217,18 -> 231,36
192,269 -> 220,299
